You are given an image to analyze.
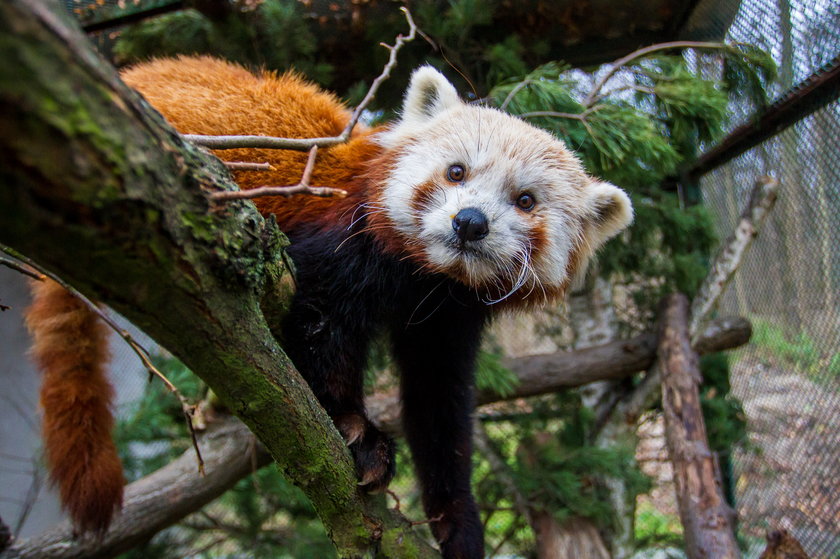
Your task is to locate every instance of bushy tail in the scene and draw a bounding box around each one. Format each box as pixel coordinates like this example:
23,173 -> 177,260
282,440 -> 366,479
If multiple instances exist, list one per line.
25,279 -> 124,533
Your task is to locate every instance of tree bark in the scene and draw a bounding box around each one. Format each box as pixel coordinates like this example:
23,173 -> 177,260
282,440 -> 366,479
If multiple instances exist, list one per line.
658,294 -> 740,559
0,1 -> 435,557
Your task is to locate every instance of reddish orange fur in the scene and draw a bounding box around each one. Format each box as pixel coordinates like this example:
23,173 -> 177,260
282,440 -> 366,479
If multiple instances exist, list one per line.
25,279 -> 124,533
121,56 -> 389,235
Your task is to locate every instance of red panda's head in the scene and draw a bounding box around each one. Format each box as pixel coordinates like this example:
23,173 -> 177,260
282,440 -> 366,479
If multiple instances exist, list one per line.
372,67 -> 633,306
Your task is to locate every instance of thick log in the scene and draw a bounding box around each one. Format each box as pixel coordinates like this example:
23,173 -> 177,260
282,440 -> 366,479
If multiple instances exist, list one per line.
3,419 -> 272,559
369,316 -> 752,434
658,294 -> 739,559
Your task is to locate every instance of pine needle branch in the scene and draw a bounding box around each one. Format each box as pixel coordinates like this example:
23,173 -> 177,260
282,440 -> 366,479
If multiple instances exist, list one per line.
584,41 -> 729,107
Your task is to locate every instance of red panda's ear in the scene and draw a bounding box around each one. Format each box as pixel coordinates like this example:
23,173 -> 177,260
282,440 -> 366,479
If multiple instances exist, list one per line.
379,66 -> 462,146
570,181 -> 633,288
583,181 -> 634,250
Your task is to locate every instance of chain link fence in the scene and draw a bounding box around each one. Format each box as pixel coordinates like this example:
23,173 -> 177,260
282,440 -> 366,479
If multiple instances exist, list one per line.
686,1 -> 840,557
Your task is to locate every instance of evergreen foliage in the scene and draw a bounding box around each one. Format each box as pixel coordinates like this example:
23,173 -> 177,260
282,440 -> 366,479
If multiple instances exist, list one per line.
508,394 -> 651,529
114,1 -> 333,85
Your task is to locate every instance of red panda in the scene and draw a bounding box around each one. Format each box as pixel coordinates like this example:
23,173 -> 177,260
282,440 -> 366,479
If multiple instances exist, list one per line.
27,56 -> 633,557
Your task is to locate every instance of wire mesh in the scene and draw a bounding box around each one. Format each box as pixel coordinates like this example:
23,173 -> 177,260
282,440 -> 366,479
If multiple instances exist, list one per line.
701,101 -> 840,558
693,1 -> 839,557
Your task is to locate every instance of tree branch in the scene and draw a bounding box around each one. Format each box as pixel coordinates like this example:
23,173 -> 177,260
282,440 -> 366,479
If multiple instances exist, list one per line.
183,7 -> 418,152
209,146 -> 349,202
0,1 -> 435,557
658,294 -> 739,559
583,41 -> 729,107
598,176 -> 778,431
689,176 -> 779,341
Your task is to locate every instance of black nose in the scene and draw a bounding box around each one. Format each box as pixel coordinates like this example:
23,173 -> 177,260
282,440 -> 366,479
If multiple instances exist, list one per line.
452,208 -> 489,242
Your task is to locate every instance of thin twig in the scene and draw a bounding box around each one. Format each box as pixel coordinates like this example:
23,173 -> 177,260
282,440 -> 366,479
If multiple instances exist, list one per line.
499,79 -> 532,111
185,7 -> 418,152
12,462 -> 41,538
584,41 -> 728,107
211,184 -> 347,201
223,161 -> 275,172
410,513 -> 443,527
518,110 -> 587,121
386,489 -> 402,513
0,255 -> 45,281
0,246 -> 205,476
210,145 -> 348,202
588,84 -> 657,105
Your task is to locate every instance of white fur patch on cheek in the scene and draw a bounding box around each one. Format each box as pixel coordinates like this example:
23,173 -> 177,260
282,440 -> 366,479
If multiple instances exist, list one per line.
536,213 -> 576,287
382,150 -> 442,234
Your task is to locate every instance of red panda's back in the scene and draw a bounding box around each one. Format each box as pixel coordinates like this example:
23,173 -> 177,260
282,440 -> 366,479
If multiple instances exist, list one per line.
121,56 -> 381,228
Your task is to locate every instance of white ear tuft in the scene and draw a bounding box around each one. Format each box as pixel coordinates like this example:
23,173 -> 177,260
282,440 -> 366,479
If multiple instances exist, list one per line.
377,66 -> 461,147
402,66 -> 461,121
584,181 -> 634,250
570,181 -> 633,288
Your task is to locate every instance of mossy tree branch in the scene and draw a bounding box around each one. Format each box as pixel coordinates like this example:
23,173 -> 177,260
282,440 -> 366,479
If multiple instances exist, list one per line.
0,0 -> 436,557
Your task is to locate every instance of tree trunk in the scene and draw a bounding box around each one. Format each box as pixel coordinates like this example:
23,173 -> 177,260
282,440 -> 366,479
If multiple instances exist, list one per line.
658,294 -> 739,559
524,276 -> 615,559
532,514 -> 612,559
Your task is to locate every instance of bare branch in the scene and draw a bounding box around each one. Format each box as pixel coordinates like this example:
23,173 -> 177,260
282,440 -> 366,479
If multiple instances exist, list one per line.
499,79 -> 532,111
210,146 -> 348,202
223,161 -> 274,172
185,7 -> 418,152
0,253 -> 45,281
689,176 -> 779,341
518,110 -> 586,121
210,184 -> 348,201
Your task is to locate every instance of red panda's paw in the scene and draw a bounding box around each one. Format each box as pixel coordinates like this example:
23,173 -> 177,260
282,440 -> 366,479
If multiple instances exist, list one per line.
336,415 -> 395,494
432,497 -> 484,559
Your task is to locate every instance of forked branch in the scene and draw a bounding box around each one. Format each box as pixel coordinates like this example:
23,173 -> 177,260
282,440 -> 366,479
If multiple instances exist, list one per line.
209,146 -> 347,202
184,7 -> 418,152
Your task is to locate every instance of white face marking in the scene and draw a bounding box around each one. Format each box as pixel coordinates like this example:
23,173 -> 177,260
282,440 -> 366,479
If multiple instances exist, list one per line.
373,66 -> 633,304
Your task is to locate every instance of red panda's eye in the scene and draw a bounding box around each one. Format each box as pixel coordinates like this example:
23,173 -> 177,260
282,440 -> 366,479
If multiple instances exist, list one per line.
516,193 -> 536,211
446,164 -> 466,183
